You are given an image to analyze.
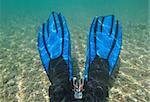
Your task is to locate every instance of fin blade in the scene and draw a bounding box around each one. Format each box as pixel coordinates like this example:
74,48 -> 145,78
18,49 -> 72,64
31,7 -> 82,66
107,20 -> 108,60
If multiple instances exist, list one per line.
38,12 -> 73,80
47,12 -> 62,59
85,16 -> 98,80
59,13 -> 73,80
96,15 -> 117,59
108,22 -> 122,73
85,15 -> 122,79
38,25 -> 50,71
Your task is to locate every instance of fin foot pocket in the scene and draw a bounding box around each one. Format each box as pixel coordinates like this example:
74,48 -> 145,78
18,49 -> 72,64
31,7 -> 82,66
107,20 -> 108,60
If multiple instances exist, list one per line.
83,55 -> 109,101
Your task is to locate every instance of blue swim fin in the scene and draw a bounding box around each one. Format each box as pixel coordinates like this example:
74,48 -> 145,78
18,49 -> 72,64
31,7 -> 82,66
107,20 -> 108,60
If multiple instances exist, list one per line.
38,12 -> 73,81
84,15 -> 122,80
82,15 -> 122,101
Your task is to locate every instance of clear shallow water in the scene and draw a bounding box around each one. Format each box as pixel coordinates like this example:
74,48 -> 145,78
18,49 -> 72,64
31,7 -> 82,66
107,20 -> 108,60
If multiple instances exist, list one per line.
0,0 -> 150,101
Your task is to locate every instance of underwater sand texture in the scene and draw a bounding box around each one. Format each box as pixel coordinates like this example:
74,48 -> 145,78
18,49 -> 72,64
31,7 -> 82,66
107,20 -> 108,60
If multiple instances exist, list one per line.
0,14 -> 150,102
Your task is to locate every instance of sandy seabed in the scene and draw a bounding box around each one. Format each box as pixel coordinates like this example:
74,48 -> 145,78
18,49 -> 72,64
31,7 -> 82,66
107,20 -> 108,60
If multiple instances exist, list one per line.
0,15 -> 150,102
